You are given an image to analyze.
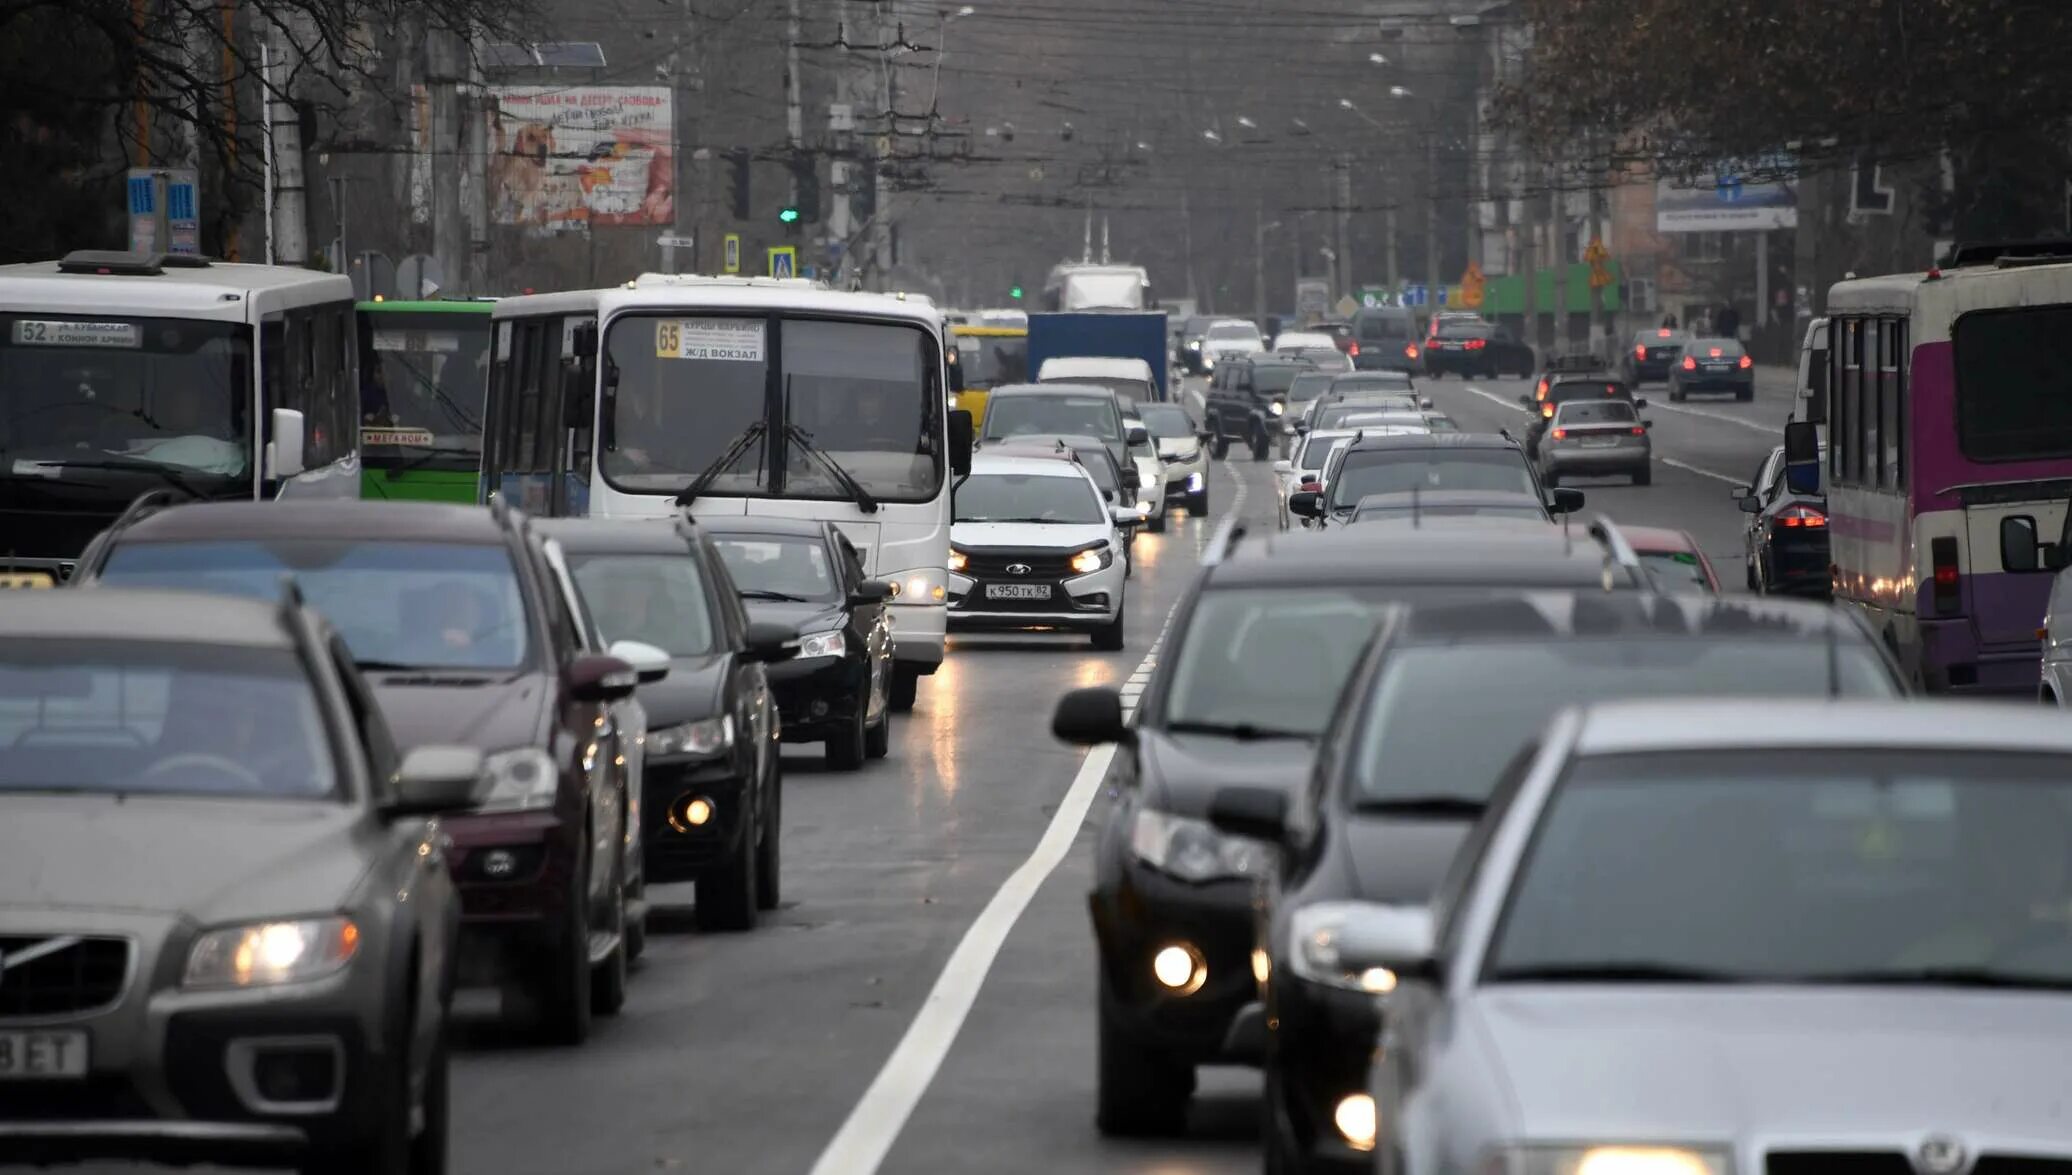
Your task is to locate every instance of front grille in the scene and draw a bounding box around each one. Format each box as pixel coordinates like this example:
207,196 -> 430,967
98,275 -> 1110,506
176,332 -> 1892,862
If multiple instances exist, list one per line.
1978,1160 -> 2072,1175
1768,1155 -> 1911,1175
959,548 -> 1082,579
0,935 -> 129,1017
0,1074 -> 156,1121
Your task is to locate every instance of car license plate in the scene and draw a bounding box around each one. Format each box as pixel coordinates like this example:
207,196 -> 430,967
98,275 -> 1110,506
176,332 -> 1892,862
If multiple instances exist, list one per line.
0,571 -> 52,589
985,583 -> 1051,601
0,1030 -> 88,1079
1582,435 -> 1618,446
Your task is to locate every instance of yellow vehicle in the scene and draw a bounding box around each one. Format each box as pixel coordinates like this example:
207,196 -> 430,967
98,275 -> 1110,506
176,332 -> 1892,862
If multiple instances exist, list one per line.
949,323 -> 1029,427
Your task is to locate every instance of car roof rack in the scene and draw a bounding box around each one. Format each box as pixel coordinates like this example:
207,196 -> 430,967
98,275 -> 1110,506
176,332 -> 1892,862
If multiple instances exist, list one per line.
1202,517 -> 1247,567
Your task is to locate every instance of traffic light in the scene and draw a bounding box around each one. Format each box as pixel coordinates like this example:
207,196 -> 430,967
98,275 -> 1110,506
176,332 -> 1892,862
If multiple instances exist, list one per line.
727,149 -> 751,221
778,206 -> 801,225
791,153 -> 821,223
1009,284 -> 1024,300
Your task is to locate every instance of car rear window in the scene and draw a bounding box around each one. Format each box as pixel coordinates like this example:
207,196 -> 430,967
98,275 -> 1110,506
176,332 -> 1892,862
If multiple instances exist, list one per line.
1437,321 -> 1493,340
1548,381 -> 1626,403
1355,313 -> 1410,341
1691,338 -> 1745,358
1556,401 -> 1638,423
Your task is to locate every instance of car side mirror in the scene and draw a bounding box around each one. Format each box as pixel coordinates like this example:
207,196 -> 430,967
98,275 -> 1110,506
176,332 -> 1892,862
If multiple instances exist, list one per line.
268,407 -> 306,479
566,653 -> 638,703
1126,424 -> 1149,446
1331,904 -> 1441,989
382,745 -> 485,818
1110,505 -> 1140,527
1549,487 -> 1586,514
1633,397 -> 1649,409
1122,466 -> 1142,491
1197,429 -> 1214,444
1052,685 -> 1128,745
1294,421 -> 1309,434
1207,785 -> 1288,844
1288,490 -> 1324,518
949,409 -> 975,477
1737,495 -> 1763,514
2003,516 -> 2043,574
607,639 -> 671,684
1782,420 -> 1821,495
1273,460 -> 1293,475
850,578 -> 895,604
743,620 -> 798,663
1419,397 -> 1434,411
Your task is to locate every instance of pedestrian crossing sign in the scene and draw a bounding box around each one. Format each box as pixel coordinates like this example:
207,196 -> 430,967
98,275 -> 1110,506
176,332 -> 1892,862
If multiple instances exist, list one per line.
768,247 -> 797,280
723,233 -> 742,274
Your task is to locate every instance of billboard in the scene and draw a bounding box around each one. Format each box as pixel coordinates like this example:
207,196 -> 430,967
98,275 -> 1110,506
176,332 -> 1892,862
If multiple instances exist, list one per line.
1656,158 -> 1797,232
486,86 -> 673,230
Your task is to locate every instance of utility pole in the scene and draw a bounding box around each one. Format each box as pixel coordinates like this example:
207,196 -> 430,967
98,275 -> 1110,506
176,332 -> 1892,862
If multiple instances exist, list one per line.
1425,129 -> 1441,314
427,28 -> 464,294
1254,197 -> 1267,323
786,0 -> 804,230
1335,154 -> 1354,299
463,37 -> 489,294
266,20 -> 309,264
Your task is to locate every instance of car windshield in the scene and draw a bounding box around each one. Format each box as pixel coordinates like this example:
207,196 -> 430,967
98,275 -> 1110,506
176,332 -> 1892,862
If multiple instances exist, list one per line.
984,394 -> 1121,442
714,535 -> 840,603
1137,404 -> 1195,439
1330,449 -> 1535,504
1557,401 -> 1638,424
357,309 -> 489,470
1638,550 -> 1712,592
1488,750 -> 2072,988
1334,375 -> 1413,392
1353,502 -> 1546,523
1159,588 -> 1386,737
1548,381 -> 1626,403
1287,374 -> 1337,403
602,314 -> 943,502
1690,338 -> 1744,358
0,314 -> 251,477
1208,322 -> 1261,342
1296,437 -> 1348,472
957,335 -> 1028,385
1355,314 -> 1409,341
1953,305 -> 2072,461
0,640 -> 335,798
97,540 -> 530,671
953,471 -> 1103,524
1042,374 -> 1150,402
1436,321 -> 1492,340
1353,639 -> 1896,807
1317,407 -> 1424,431
567,551 -> 715,657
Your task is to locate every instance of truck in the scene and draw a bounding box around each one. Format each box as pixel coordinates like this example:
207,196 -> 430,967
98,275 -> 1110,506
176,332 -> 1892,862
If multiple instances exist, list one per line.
1025,311 -> 1172,402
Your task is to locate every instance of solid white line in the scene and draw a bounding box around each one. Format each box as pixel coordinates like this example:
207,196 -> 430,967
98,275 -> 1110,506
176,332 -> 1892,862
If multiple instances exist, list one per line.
1463,383 -> 1530,415
1646,398 -> 1783,435
1658,456 -> 1745,486
806,619 -> 1172,1175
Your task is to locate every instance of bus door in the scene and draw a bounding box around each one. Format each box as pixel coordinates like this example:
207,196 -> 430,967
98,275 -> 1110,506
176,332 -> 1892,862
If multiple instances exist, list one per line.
550,316 -> 599,517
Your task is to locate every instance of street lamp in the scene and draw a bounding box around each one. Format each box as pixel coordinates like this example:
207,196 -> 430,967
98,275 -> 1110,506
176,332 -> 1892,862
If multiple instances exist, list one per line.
927,5 -> 977,116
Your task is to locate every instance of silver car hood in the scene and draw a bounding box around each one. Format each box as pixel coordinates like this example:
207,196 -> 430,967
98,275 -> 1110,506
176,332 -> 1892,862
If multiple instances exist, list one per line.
1473,987 -> 2072,1142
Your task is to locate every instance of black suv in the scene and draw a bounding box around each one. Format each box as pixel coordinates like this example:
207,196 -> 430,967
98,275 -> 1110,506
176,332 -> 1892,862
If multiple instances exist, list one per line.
1206,354 -> 1318,461
77,498 -> 644,1045
1290,432 -> 1579,529
1210,589 -> 1907,1173
1047,519 -> 1654,1140
538,518 -> 795,930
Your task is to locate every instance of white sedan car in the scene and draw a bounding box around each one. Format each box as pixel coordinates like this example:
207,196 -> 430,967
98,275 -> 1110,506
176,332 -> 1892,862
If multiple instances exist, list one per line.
947,453 -> 1136,650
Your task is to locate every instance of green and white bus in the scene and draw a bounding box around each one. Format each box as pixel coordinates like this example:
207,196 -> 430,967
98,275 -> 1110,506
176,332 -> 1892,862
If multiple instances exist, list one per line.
356,297 -> 494,502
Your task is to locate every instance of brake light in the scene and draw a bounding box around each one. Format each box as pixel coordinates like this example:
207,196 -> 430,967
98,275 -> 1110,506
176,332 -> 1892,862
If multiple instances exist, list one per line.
1405,344 -> 1420,359
1931,536 -> 1961,614
1348,342 -> 1359,356
1466,338 -> 1486,350
1636,344 -> 1648,360
1775,504 -> 1826,528
1630,426 -> 1646,435
1541,403 -> 1554,419
1681,356 -> 1697,371
1656,328 -> 1673,338
1551,428 -> 1568,439
1535,379 -> 1549,398
1738,355 -> 1753,369
1708,347 -> 1723,358
1604,384 -> 1619,396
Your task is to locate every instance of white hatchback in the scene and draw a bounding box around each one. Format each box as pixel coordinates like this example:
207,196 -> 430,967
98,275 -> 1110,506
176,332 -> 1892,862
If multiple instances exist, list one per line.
948,454 -> 1136,650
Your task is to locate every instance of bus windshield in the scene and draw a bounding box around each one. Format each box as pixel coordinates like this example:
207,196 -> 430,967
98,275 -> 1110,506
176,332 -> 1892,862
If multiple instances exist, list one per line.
603,314 -> 943,504
0,314 -> 251,477
357,308 -> 490,469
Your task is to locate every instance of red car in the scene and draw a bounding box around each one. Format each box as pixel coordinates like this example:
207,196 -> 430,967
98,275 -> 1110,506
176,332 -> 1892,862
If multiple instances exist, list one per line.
1621,525 -> 1722,593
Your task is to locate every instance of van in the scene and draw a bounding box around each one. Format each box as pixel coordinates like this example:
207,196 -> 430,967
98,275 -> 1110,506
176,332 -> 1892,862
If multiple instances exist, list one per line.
1349,305 -> 1418,372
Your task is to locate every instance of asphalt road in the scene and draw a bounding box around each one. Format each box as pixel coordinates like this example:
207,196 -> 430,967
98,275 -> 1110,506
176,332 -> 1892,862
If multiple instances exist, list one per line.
76,372 -> 1782,1175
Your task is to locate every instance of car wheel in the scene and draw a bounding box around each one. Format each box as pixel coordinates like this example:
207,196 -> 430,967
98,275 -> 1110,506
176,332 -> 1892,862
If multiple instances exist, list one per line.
590,850 -> 628,1017
1209,421 -> 1230,460
624,871 -> 647,964
1670,386 -> 1686,402
696,812 -> 759,932
1187,486 -> 1208,517
827,686 -> 869,771
1747,557 -> 1762,593
1633,465 -> 1651,486
301,1011 -> 420,1174
1249,423 -> 1270,461
755,762 -> 782,910
1091,607 -> 1126,652
1095,974 -> 1192,1137
1145,506 -> 1168,534
865,706 -> 890,759
889,664 -> 920,712
407,1028 -> 450,1175
531,840 -> 593,1046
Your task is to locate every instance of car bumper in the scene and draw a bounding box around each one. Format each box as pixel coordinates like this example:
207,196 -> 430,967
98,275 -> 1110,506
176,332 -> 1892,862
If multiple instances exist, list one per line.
0,913 -> 397,1169
1763,533 -> 1831,594
1089,865 -> 1260,1066
638,756 -> 755,884
1919,620 -> 2041,696
1162,465 -> 1207,501
1631,359 -> 1673,380
1674,372 -> 1754,393
889,602 -> 945,674
767,653 -> 868,741
1272,974 -> 1382,1170
1352,353 -> 1415,372
947,564 -> 1123,631
1422,350 -> 1487,373
1542,441 -> 1650,473
442,808 -> 579,934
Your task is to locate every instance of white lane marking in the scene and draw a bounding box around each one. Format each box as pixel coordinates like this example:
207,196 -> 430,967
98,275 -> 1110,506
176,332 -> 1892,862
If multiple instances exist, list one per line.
1658,456 -> 1746,486
807,607 -> 1179,1175
1645,398 -> 1783,435
1463,383 -> 1530,415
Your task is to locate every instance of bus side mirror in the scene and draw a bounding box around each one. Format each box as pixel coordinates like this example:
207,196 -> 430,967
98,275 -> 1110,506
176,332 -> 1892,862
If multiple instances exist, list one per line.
949,409 -> 974,477
571,321 -> 599,358
268,408 -> 306,479
1782,421 -> 1821,496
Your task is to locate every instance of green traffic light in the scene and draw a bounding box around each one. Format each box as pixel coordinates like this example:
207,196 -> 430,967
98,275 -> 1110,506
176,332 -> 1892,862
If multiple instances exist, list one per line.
1009,285 -> 1023,300
778,207 -> 801,224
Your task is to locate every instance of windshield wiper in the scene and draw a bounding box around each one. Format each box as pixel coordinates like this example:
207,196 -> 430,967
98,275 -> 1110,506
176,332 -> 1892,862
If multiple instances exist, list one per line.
1162,719 -> 1313,741
1800,967 -> 2072,991
1353,795 -> 1488,817
26,457 -> 209,500
738,588 -> 811,602
783,423 -> 879,514
676,420 -> 768,507
1487,962 -> 1750,984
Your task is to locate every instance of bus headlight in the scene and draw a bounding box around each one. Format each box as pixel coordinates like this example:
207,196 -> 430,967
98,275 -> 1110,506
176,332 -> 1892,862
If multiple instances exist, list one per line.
890,567 -> 948,603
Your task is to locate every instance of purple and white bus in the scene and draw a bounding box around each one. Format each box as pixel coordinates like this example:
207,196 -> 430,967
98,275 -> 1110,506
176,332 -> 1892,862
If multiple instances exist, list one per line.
1801,246 -> 2072,693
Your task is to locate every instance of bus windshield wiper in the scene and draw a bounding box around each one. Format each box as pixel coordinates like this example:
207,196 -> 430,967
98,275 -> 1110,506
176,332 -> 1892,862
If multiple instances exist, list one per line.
1800,967 -> 2072,991
1352,795 -> 1488,817
28,457 -> 209,500
1162,719 -> 1313,741
784,424 -> 880,514
738,588 -> 810,602
1487,962 -> 1751,984
676,420 -> 768,507
383,445 -> 480,474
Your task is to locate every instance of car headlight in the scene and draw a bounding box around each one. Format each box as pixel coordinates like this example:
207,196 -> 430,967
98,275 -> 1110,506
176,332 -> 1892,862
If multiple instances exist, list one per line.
1070,545 -> 1115,575
1288,901 -> 1416,994
797,629 -> 847,659
648,714 -> 733,758
1490,1145 -> 1730,1175
1269,400 -> 1285,416
947,549 -> 969,574
477,746 -> 560,813
1186,340 -> 1201,351
890,566 -> 948,604
1130,808 -> 1266,883
184,917 -> 360,989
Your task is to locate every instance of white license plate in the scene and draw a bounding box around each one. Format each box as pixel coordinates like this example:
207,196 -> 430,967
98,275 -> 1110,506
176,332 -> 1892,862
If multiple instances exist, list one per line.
985,583 -> 1052,601
0,1030 -> 88,1079
1581,435 -> 1619,446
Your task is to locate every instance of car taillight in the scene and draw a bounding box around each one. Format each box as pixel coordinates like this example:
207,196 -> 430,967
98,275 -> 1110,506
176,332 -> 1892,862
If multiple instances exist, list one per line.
1348,342 -> 1359,356
1738,355 -> 1753,369
1681,355 -> 1697,371
1775,504 -> 1826,528
1466,338 -> 1486,350
1535,379 -> 1549,397
1656,328 -> 1673,338
1630,426 -> 1646,435
1931,536 -> 1961,614
1551,428 -> 1568,439
1405,344 -> 1420,359
1541,403 -> 1554,418
1635,344 -> 1648,360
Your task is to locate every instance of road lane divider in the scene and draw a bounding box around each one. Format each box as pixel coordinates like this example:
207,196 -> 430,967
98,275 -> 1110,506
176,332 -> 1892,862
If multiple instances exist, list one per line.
1645,398 -> 1785,435
1657,456 -> 1745,486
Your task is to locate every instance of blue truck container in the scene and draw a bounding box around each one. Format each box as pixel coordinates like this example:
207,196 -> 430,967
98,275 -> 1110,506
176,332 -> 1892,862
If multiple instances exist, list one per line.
1025,311 -> 1171,401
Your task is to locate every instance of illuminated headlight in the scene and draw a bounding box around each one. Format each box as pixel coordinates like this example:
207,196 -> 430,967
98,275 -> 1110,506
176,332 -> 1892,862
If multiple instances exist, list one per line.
1202,357 -> 1215,369
1269,400 -> 1286,416
947,549 -> 969,574
1186,472 -> 1204,491
1069,545 -> 1114,576
890,566 -> 948,603
797,629 -> 847,659
476,746 -> 559,813
184,917 -> 359,989
1134,500 -> 1153,518
1186,340 -> 1201,351
648,714 -> 733,758
1130,808 -> 1265,882
1490,1145 -> 1729,1175
1288,902 -> 1413,993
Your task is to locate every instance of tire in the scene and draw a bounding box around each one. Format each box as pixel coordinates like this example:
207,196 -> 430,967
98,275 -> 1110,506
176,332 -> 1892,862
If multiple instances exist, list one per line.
1633,465 -> 1652,486
531,842 -> 592,1046
1209,421 -> 1230,460
408,1032 -> 449,1175
826,687 -> 868,771
1250,423 -> 1271,462
301,1012 -> 424,1174
755,762 -> 782,910
696,813 -> 759,932
1670,387 -> 1686,402
1145,506 -> 1167,534
1737,388 -> 1754,402
624,873 -> 647,964
590,850 -> 628,1017
1747,559 -> 1761,594
865,707 -> 890,759
1095,975 -> 1192,1137
1187,487 -> 1208,517
889,665 -> 920,712
1092,608 -> 1126,652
